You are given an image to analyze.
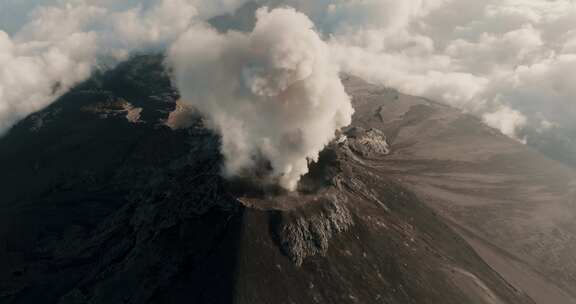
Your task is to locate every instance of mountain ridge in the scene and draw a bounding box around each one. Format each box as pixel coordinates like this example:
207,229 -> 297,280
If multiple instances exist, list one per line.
0,55 -> 573,304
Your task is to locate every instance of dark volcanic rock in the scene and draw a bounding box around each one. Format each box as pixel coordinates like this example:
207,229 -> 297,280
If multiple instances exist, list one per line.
0,55 -> 552,304
274,193 -> 353,266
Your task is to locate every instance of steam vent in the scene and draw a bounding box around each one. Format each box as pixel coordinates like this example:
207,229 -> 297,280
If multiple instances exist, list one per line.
1,56 -> 576,304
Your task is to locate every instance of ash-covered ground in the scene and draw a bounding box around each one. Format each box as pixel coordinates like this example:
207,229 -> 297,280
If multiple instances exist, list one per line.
0,55 -> 574,304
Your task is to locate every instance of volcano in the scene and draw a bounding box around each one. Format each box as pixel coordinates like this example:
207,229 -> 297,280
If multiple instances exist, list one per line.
0,55 -> 575,304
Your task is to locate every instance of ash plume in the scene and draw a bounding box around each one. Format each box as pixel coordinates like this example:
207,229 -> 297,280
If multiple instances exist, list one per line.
3,0 -> 576,185
242,0 -> 576,140
167,7 -> 353,190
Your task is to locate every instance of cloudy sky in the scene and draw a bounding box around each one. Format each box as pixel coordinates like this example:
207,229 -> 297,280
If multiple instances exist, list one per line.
1,0 -> 576,186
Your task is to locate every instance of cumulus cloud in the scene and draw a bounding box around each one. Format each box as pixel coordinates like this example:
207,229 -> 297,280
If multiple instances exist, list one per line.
0,0 -> 247,135
0,17 -> 98,132
303,0 -> 576,140
167,7 -> 353,190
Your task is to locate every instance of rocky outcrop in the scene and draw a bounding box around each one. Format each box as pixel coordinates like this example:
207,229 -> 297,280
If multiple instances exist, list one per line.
82,99 -> 143,123
275,194 -> 353,266
344,127 -> 390,158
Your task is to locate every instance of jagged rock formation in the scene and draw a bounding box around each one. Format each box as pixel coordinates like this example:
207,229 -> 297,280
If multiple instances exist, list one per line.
0,55 -> 572,304
274,194 -> 353,266
82,99 -> 143,123
344,127 -> 391,158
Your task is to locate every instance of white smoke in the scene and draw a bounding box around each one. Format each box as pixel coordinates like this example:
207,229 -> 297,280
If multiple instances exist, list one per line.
483,106 -> 527,140
167,7 -> 353,190
3,0 -> 576,188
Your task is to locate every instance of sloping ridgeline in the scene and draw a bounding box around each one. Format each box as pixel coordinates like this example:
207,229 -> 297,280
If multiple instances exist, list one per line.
0,55 -> 534,304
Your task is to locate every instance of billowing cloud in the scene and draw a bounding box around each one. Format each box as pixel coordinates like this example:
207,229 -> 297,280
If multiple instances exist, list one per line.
167,7 -> 353,190
230,0 -> 574,140
0,0 -> 247,135
303,0 -> 576,140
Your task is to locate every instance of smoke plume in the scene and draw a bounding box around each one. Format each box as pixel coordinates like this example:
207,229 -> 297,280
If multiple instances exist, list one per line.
167,7 -> 353,190
232,0 -> 574,141
3,0 -> 576,187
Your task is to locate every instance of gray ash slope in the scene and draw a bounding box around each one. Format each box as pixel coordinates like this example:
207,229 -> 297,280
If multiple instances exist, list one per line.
0,55 -> 569,304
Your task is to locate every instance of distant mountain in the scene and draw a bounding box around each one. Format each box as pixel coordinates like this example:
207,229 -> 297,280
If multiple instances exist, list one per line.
1,55 -> 574,304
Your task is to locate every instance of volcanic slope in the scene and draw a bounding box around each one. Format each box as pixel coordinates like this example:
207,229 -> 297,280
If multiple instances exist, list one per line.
343,75 -> 576,304
0,55 -> 564,304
